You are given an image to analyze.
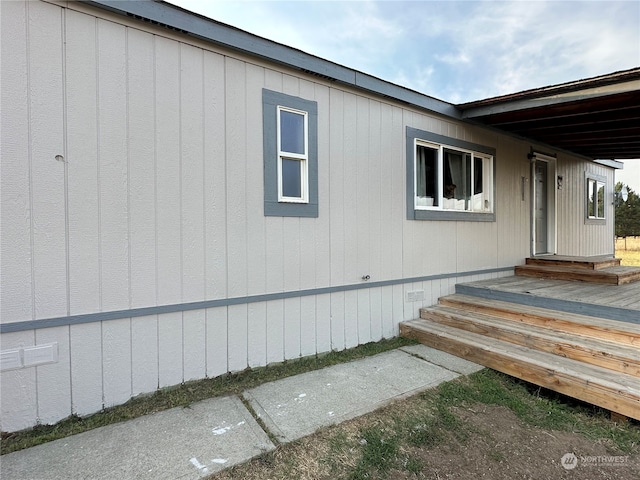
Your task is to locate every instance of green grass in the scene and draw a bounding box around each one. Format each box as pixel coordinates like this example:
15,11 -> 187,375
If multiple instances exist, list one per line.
352,427 -> 400,477
429,369 -> 640,452
0,336 -> 416,455
213,366 -> 639,480
341,369 -> 639,479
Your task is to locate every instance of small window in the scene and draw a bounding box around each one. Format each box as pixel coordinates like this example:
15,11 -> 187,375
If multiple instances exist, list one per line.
263,89 -> 318,217
587,177 -> 606,220
409,127 -> 495,221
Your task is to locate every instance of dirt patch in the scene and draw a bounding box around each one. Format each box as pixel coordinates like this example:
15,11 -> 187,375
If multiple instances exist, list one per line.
212,371 -> 640,480
213,403 -> 639,480
391,405 -> 639,480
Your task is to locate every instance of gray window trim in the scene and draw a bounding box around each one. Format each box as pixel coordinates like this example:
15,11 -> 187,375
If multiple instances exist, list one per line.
406,127 -> 496,222
263,89 -> 318,217
585,172 -> 607,225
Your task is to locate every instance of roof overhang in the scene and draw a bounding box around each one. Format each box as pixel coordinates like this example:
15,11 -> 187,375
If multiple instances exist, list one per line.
458,69 -> 640,160
80,1 -> 638,162
79,0 -> 459,119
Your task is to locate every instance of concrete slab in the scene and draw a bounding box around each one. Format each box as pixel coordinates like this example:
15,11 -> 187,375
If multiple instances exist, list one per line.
400,344 -> 484,375
244,349 -> 459,443
0,395 -> 274,480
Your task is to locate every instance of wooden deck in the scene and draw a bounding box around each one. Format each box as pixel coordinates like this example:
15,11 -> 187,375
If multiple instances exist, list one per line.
456,274 -> 640,322
516,255 -> 640,285
401,257 -> 640,420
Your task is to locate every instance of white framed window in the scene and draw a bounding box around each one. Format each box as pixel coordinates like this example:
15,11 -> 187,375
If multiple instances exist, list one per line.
406,127 -> 495,222
277,106 -> 309,203
587,177 -> 606,220
263,89 -> 318,218
414,140 -> 494,213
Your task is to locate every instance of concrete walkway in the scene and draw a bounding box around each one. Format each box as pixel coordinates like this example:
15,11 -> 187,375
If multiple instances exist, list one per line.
1,345 -> 482,479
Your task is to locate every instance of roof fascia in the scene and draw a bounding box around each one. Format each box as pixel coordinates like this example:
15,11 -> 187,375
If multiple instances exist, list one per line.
461,79 -> 640,119
81,0 -> 461,119
593,159 -> 624,169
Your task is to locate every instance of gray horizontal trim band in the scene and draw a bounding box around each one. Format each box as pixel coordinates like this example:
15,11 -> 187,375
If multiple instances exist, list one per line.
263,202 -> 319,217
80,1 -> 459,119
584,218 -> 606,225
413,210 -> 496,222
354,72 -> 460,118
1,267 -> 513,333
456,284 -> 640,325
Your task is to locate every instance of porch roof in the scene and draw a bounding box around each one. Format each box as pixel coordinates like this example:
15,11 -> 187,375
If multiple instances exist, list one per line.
458,68 -> 640,161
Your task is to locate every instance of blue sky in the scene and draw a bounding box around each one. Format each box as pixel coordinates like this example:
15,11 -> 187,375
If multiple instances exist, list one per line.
169,0 -> 640,189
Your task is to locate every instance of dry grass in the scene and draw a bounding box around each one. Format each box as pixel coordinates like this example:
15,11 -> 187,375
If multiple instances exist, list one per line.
211,370 -> 640,480
616,236 -> 640,266
1,337 -> 416,455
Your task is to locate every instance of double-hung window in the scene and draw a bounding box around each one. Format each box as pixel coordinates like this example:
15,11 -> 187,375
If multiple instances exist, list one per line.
278,106 -> 308,202
407,127 -> 495,221
263,89 -> 318,217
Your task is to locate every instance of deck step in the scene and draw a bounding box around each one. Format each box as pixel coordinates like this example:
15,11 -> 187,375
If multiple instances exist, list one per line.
419,305 -> 640,376
515,264 -> 640,285
400,318 -> 640,421
526,255 -> 621,270
438,294 -> 640,347
402,290 -> 640,420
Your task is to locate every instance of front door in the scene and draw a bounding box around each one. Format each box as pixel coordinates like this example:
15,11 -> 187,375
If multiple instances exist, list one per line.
533,160 -> 548,255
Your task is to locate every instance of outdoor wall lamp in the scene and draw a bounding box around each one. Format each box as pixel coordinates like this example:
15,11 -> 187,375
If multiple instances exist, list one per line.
615,188 -> 629,204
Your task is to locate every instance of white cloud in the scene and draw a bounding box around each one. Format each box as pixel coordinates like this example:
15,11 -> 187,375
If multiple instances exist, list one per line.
392,65 -> 435,94
616,161 -> 640,194
168,0 -> 639,103
426,0 -> 640,100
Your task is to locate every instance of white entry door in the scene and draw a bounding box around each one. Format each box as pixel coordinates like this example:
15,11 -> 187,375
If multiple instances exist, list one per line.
531,153 -> 557,256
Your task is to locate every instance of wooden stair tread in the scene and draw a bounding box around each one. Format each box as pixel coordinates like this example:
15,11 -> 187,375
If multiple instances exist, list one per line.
401,319 -> 640,420
438,294 -> 640,345
421,305 -> 640,357
420,305 -> 640,376
402,318 -> 640,390
515,264 -> 640,285
526,256 -> 621,270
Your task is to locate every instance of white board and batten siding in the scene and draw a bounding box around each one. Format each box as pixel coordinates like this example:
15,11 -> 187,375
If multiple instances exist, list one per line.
0,0 -> 616,431
556,157 -> 615,256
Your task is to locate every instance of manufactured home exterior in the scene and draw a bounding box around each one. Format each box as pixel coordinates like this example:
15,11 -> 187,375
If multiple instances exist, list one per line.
0,0 -> 619,432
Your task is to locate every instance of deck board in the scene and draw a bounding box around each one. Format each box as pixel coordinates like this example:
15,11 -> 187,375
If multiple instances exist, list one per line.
419,305 -> 640,376
403,265 -> 640,421
456,275 -> 640,324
